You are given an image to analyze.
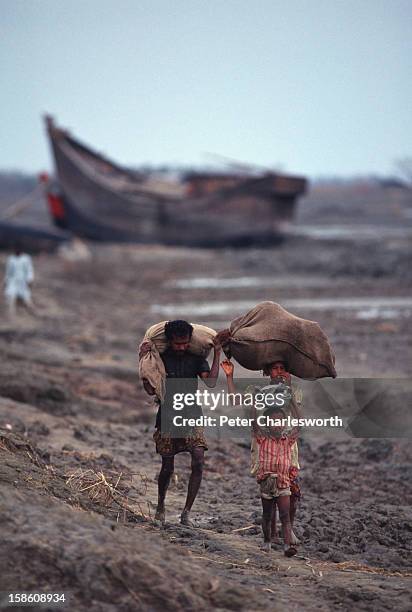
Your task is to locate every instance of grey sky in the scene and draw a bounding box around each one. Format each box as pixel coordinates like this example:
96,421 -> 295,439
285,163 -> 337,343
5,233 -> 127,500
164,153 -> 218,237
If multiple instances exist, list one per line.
1,0 -> 411,177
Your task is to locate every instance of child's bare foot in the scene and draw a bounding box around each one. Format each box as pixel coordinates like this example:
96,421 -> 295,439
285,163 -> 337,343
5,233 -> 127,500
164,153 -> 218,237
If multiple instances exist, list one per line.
154,506 -> 165,525
261,541 -> 271,552
284,545 -> 297,557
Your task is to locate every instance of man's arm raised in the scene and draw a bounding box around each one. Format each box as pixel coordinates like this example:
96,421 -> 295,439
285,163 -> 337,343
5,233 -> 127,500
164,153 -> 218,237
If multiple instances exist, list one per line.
199,337 -> 221,388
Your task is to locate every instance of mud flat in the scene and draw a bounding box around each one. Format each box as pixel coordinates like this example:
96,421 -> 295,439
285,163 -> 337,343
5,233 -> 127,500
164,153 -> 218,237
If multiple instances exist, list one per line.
0,215 -> 411,610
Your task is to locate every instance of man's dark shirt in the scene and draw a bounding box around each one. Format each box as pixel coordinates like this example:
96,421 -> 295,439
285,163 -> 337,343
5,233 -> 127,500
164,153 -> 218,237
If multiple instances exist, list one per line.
155,348 -> 210,432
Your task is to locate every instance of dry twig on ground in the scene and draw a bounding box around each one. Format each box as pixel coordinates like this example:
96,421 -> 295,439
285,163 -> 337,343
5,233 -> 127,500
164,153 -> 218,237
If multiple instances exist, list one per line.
65,467 -> 152,521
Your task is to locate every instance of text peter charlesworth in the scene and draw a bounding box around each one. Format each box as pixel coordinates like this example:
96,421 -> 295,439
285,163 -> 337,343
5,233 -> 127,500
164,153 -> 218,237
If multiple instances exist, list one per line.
170,390 -> 343,429
173,414 -> 343,428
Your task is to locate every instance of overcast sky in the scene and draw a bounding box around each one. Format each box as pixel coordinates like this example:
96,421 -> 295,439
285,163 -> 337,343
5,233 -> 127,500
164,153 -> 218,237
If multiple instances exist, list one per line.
1,0 -> 411,177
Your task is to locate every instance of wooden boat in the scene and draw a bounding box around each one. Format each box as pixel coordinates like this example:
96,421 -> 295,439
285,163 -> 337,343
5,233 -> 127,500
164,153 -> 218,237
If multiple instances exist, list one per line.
44,116 -> 307,247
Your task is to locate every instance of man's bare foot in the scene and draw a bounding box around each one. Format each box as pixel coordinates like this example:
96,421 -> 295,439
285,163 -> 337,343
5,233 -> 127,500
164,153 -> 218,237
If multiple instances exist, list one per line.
261,541 -> 271,552
180,509 -> 194,527
154,507 -> 165,524
284,546 -> 297,557
290,530 -> 300,545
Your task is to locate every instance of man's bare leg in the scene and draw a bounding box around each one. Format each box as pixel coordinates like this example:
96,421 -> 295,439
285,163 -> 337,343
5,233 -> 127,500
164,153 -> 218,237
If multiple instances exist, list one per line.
181,447 -> 204,526
7,295 -> 16,318
156,455 -> 174,523
261,498 -> 275,551
22,297 -> 37,316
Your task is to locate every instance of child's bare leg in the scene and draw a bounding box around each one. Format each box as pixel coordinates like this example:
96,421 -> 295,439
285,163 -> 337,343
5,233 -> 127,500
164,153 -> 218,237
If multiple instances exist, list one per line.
270,505 -> 280,543
278,495 -> 297,556
290,492 -> 297,526
290,492 -> 300,544
261,498 -> 274,550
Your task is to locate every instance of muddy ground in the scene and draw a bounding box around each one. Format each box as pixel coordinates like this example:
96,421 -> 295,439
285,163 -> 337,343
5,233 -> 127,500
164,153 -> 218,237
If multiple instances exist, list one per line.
0,186 -> 411,611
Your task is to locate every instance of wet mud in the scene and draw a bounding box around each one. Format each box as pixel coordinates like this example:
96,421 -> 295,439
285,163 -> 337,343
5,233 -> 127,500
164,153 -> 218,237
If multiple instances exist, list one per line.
0,198 -> 411,610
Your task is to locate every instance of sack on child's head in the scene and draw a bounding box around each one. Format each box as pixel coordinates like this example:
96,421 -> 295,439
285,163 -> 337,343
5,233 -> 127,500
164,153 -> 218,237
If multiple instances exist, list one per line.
219,301 -> 336,380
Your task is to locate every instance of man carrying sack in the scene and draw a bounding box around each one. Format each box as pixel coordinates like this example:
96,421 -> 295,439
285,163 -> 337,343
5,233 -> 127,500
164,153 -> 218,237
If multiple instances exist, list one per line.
139,319 -> 220,526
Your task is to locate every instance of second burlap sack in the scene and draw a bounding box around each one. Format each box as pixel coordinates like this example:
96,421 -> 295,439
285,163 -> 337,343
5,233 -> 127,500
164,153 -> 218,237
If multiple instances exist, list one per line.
138,321 -> 216,401
218,301 -> 336,379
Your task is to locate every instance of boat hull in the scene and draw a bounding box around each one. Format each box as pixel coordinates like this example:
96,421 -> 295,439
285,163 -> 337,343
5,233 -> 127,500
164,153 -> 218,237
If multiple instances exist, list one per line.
45,117 -> 307,246
0,222 -> 69,253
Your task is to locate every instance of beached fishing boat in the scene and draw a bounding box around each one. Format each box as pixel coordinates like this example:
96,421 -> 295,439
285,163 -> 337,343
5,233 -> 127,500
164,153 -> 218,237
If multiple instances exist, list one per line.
44,116 -> 307,246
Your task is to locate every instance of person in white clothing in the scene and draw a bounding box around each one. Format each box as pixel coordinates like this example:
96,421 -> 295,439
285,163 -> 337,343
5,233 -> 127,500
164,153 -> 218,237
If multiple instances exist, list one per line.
4,247 -> 35,316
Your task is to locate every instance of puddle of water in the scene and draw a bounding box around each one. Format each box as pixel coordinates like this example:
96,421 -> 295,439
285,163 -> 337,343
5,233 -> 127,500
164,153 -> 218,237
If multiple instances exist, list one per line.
167,276 -> 331,289
151,297 -> 412,317
356,308 -> 403,320
289,225 -> 412,240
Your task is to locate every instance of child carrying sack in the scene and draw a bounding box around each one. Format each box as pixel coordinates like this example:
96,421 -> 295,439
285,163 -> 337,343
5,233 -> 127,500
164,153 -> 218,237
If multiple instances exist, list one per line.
216,301 -> 336,379
215,301 -> 336,476
138,321 -> 216,401
249,383 -> 301,477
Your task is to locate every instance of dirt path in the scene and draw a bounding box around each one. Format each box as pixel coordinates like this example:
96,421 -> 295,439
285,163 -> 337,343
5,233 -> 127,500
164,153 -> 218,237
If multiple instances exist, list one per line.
0,234 -> 411,610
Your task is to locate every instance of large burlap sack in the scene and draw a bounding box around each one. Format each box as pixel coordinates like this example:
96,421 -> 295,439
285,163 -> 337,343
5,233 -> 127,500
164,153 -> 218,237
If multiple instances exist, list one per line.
218,301 -> 336,379
138,321 -> 216,400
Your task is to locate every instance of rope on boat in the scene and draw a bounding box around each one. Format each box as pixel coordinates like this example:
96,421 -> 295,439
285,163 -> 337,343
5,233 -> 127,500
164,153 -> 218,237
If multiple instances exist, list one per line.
0,183 -> 43,221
